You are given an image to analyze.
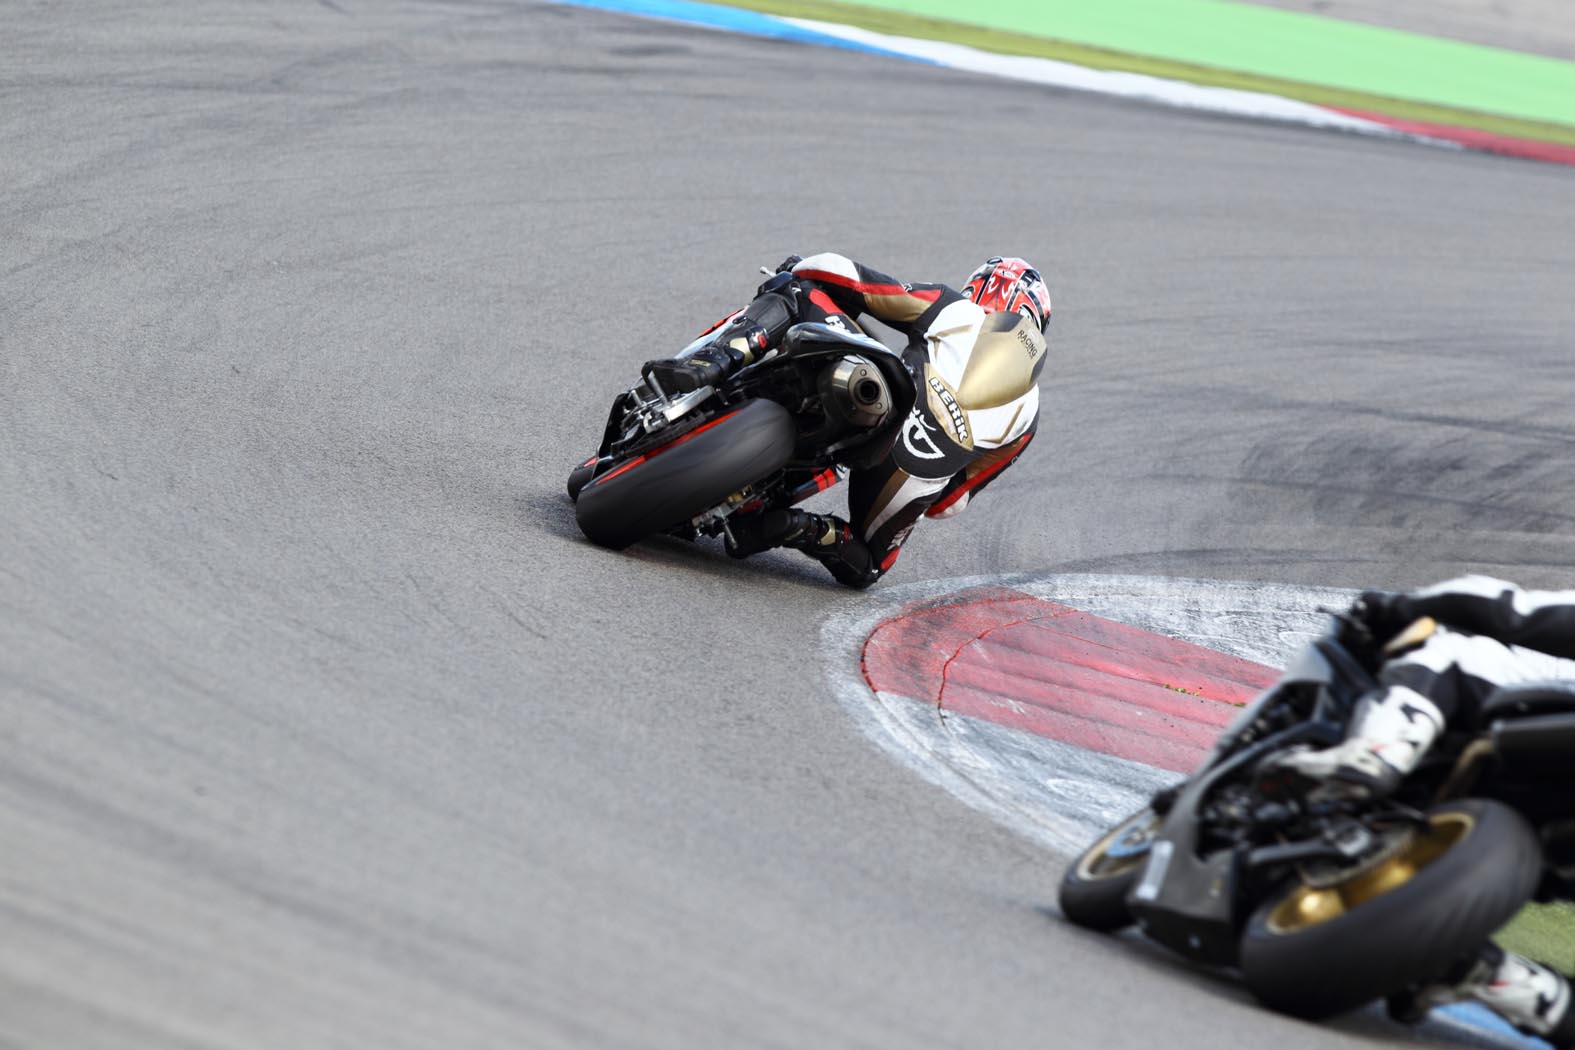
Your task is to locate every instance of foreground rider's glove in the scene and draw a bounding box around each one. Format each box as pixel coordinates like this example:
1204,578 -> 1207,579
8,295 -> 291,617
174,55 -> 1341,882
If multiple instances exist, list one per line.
775,254 -> 804,274
1326,589 -> 1417,669
1349,590 -> 1416,646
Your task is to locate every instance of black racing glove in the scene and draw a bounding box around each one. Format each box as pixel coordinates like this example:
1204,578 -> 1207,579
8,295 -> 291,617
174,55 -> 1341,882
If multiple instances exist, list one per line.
752,255 -> 806,318
1352,590 -> 1417,643
1334,590 -> 1416,665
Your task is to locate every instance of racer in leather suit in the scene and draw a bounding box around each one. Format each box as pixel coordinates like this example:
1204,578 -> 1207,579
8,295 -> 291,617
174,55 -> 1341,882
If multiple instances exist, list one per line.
1275,576 -> 1575,1046
645,253 -> 1049,589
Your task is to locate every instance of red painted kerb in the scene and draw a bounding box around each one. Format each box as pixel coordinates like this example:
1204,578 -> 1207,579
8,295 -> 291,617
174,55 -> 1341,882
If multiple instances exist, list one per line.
861,587 -> 1281,773
1330,108 -> 1575,168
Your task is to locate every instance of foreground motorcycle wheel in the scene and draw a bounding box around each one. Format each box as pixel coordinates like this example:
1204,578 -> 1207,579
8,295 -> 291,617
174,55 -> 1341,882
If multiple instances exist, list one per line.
1059,807 -> 1162,931
574,398 -> 796,550
1240,798 -> 1542,1020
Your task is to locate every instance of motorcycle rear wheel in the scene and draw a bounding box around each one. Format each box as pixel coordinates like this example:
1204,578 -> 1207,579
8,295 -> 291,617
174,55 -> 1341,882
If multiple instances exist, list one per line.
1059,807 -> 1161,931
1239,798 -> 1542,1020
574,398 -> 796,550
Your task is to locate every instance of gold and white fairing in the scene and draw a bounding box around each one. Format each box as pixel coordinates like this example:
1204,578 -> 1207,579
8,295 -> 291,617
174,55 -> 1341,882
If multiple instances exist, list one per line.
864,301 -> 1044,539
921,300 -> 1042,451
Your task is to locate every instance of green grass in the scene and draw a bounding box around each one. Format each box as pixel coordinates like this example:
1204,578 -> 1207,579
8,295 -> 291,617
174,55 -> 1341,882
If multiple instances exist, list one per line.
721,0 -> 1575,147
1501,901 -> 1575,973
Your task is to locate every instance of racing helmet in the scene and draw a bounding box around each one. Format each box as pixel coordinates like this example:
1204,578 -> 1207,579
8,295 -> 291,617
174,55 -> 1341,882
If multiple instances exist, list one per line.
962,257 -> 1052,334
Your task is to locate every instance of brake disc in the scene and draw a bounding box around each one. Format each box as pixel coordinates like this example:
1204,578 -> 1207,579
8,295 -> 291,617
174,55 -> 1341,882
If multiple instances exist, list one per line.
1297,824 -> 1416,889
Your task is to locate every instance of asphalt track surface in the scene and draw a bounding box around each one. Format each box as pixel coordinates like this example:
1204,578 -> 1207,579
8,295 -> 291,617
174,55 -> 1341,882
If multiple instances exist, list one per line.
4,3 -> 1575,1048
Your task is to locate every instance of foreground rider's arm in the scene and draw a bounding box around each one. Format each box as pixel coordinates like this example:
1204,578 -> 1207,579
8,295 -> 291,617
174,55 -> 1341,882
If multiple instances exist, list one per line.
1375,575 -> 1575,661
789,252 -> 965,331
1275,575 -> 1575,796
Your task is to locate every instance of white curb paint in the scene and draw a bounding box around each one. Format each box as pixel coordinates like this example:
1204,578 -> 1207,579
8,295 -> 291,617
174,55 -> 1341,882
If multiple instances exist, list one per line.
779,19 -> 1448,142
820,573 -> 1351,854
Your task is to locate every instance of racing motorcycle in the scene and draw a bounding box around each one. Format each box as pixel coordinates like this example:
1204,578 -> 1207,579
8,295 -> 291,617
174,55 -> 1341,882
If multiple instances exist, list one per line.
566,311 -> 915,550
1059,616 -> 1575,1021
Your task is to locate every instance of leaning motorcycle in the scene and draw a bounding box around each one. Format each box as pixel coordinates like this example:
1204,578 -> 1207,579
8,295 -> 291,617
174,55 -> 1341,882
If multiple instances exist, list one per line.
1059,618 -> 1575,1020
567,317 -> 913,550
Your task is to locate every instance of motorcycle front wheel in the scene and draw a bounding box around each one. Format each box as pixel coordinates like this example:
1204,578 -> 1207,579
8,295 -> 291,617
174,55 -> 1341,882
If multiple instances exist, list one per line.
1239,798 -> 1542,1020
1059,807 -> 1162,932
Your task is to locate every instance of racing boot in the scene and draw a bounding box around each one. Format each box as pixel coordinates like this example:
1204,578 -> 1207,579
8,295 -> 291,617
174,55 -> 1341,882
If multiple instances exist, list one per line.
1268,685 -> 1444,797
724,509 -> 826,560
726,509 -> 884,589
1389,943 -> 1575,1047
644,342 -> 745,395
644,287 -> 796,394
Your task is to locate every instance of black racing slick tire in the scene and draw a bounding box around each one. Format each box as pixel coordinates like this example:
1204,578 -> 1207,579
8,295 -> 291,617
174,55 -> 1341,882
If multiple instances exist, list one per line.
566,457 -> 597,502
1059,808 -> 1161,932
1239,799 -> 1542,1020
574,398 -> 796,550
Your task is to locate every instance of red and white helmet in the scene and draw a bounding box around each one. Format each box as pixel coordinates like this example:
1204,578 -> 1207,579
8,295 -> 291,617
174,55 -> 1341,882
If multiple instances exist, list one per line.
962,257 -> 1052,334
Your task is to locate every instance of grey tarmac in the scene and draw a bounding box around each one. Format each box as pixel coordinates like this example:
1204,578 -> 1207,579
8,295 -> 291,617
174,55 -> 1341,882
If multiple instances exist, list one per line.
3,2 -> 1574,1048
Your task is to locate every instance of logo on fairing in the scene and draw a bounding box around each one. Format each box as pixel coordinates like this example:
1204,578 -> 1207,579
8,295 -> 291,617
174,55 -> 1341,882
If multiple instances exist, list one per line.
900,410 -> 945,460
824,315 -> 850,333
1016,325 -> 1043,359
927,376 -> 970,444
